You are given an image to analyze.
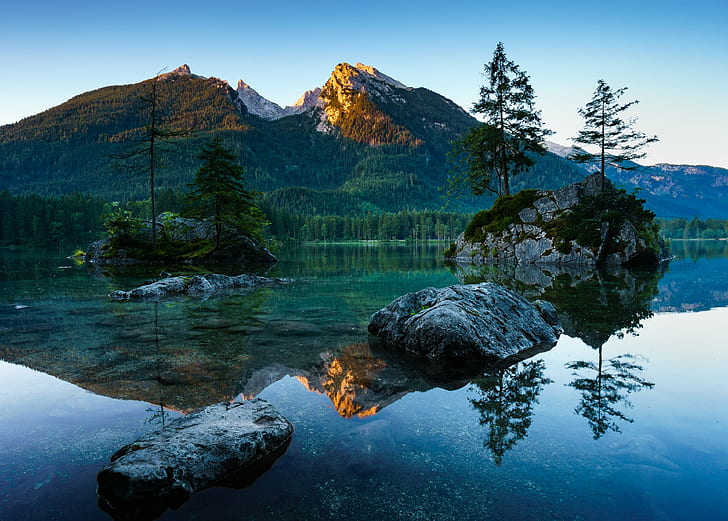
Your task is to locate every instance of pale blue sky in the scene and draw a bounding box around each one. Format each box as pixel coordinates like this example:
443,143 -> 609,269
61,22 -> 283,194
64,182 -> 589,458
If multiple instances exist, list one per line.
1,0 -> 726,167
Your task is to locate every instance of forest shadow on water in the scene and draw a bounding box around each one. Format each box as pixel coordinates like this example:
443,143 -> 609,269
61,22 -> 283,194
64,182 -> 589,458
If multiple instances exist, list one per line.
1,242 -> 727,520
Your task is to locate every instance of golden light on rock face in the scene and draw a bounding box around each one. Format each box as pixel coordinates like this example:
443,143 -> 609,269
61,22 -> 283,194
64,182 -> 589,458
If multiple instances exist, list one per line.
294,343 -> 387,418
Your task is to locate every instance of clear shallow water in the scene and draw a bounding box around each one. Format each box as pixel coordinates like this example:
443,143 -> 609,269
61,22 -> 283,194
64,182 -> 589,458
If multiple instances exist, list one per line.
1,241 -> 727,521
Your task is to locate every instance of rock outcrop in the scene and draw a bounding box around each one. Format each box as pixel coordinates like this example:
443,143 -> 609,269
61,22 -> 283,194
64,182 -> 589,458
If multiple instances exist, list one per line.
236,80 -> 322,121
368,283 -> 562,363
97,399 -> 293,521
447,173 -> 670,266
109,273 -> 288,300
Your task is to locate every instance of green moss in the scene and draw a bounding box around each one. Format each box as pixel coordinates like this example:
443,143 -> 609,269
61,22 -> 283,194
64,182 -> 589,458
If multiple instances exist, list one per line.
542,187 -> 657,256
409,304 -> 433,316
464,190 -> 541,242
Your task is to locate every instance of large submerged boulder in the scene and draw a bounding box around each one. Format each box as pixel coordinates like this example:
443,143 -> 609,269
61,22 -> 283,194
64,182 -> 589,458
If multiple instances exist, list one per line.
368,283 -> 562,363
97,399 -> 293,521
109,273 -> 288,300
447,173 -> 670,266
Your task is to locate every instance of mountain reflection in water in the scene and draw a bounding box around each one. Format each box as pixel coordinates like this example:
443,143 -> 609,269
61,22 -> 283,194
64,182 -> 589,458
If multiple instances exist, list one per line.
2,243 -> 728,521
0,256 -> 662,427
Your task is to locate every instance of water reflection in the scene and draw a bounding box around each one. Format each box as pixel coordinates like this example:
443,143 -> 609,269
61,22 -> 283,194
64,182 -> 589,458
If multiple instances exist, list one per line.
451,262 -> 662,348
669,238 -> 728,262
453,262 -> 662,439
0,288 -> 273,413
2,244 -> 728,521
469,360 -> 552,464
654,240 -> 728,312
297,342 -> 388,418
566,352 -> 654,439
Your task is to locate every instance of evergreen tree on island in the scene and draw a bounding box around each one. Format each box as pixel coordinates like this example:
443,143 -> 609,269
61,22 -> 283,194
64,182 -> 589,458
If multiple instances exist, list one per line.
187,139 -> 267,250
115,68 -> 188,245
570,80 -> 658,191
450,42 -> 551,197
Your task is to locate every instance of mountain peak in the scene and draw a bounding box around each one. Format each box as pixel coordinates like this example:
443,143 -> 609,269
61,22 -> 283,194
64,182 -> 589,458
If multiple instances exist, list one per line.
328,62 -> 409,94
170,64 -> 191,75
353,63 -> 408,89
291,87 -> 323,109
236,80 -> 321,120
236,80 -> 285,120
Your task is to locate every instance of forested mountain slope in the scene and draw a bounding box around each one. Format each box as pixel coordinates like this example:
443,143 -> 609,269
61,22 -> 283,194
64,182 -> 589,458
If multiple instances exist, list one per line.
6,63 -> 695,217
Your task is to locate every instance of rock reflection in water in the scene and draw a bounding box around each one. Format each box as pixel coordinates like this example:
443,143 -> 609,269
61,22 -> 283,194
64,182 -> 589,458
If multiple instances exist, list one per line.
452,261 -> 661,439
451,262 -> 663,347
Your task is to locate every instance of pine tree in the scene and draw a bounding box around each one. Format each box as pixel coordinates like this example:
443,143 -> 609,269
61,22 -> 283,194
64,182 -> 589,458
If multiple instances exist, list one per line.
187,139 -> 267,249
115,69 -> 188,244
570,80 -> 658,190
451,42 -> 551,197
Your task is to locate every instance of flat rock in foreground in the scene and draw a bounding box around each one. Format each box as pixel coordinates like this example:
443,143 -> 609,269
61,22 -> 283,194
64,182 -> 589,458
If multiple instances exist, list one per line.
368,283 -> 562,363
97,399 -> 293,521
109,273 -> 288,300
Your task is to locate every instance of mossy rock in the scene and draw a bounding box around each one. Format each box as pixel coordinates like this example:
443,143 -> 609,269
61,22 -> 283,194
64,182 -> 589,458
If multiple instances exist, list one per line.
464,190 -> 541,242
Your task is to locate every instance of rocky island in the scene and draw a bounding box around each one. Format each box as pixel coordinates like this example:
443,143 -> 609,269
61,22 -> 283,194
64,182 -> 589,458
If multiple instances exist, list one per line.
446,173 -> 670,266
85,213 -> 276,266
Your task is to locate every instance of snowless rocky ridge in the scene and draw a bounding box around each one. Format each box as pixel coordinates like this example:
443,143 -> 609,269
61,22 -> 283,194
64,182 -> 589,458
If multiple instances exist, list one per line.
237,61 -> 409,121
174,63 -> 417,123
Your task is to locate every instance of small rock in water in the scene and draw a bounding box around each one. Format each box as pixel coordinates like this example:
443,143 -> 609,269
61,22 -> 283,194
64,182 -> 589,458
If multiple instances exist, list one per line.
109,273 -> 289,301
97,399 -> 293,521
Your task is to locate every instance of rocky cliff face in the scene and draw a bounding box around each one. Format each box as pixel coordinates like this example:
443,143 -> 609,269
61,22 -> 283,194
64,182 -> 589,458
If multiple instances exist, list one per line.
320,62 -> 410,123
236,81 -> 322,120
448,173 -> 670,266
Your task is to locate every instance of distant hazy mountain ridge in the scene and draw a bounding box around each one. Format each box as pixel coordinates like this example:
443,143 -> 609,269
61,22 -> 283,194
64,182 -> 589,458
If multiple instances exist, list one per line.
546,141 -> 728,218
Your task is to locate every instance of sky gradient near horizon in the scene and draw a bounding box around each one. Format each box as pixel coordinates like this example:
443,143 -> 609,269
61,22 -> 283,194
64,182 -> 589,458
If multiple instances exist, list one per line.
1,0 -> 726,168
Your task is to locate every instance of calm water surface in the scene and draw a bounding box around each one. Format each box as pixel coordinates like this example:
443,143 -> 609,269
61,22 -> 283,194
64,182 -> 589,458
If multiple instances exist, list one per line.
1,241 -> 727,521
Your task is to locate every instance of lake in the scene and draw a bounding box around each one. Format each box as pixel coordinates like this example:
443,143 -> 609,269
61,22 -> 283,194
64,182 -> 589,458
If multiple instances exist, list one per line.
1,241 -> 727,521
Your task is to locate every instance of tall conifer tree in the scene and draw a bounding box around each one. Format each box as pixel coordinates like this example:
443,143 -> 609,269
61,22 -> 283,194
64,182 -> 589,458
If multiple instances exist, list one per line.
116,69 -> 188,244
187,139 -> 266,249
452,42 -> 550,197
570,80 -> 658,190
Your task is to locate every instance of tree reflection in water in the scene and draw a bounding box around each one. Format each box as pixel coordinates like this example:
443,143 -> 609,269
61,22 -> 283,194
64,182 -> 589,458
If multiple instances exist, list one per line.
145,300 -> 171,427
469,360 -> 552,465
567,351 -> 654,439
452,261 -> 662,441
554,267 -> 658,439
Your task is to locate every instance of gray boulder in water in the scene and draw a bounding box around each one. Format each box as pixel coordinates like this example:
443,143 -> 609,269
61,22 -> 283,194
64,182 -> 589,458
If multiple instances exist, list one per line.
368,283 -> 562,363
109,273 -> 288,300
97,399 -> 293,520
